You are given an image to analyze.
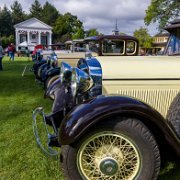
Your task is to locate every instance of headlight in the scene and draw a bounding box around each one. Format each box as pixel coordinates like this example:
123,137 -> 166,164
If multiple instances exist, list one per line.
77,57 -> 102,97
71,67 -> 93,98
60,62 -> 72,83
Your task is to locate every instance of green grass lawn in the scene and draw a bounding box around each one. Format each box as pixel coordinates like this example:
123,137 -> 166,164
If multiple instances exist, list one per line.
0,56 -> 63,180
0,56 -> 179,180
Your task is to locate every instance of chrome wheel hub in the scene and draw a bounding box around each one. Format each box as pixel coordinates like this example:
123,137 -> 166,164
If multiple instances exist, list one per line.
99,158 -> 119,176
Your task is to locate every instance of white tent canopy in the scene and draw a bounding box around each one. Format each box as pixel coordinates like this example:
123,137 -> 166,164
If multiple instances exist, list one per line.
18,41 -> 28,47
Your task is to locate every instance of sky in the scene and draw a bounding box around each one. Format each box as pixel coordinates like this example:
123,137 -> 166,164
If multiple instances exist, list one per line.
0,0 -> 158,36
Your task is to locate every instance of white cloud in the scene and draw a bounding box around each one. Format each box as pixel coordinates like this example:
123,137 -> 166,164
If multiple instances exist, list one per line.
0,0 -> 158,35
52,0 -> 158,35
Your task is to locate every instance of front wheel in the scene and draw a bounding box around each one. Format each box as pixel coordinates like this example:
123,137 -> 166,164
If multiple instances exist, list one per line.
61,118 -> 160,180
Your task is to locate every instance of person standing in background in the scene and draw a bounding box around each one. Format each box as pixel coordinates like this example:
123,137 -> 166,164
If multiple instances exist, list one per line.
8,43 -> 15,61
0,42 -> 4,70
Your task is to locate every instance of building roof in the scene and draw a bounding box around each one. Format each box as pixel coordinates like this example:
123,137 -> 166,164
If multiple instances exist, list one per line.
84,35 -> 138,41
154,33 -> 169,37
170,19 -> 180,24
14,18 -> 53,30
164,18 -> 180,31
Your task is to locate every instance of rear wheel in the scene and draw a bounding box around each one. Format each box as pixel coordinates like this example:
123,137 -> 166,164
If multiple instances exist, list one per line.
61,118 -> 160,180
167,92 -> 180,137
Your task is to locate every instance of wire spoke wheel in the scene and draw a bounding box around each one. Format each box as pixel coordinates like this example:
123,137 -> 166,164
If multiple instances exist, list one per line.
77,132 -> 141,180
61,119 -> 160,180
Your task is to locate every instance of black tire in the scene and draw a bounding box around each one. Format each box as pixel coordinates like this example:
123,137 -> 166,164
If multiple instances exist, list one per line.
167,92 -> 180,137
61,118 -> 160,180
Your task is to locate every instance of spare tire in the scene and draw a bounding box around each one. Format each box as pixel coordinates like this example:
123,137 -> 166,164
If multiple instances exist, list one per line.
167,92 -> 180,137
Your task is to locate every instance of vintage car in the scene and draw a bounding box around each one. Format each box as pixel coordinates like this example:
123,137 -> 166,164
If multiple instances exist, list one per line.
17,41 -> 31,57
48,35 -> 138,62
57,35 -> 139,67
65,39 -> 87,52
44,35 -> 139,89
32,21 -> 180,179
33,53 -> 180,180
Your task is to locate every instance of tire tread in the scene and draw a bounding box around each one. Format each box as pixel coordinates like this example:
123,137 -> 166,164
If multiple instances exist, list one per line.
167,92 -> 180,137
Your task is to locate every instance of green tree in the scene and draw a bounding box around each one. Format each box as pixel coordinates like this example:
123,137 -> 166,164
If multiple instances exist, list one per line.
144,0 -> 180,29
54,12 -> 84,42
57,34 -> 71,43
63,12 -> 84,36
53,15 -> 66,36
133,27 -> 153,49
11,1 -> 25,25
0,6 -> 13,37
42,2 -> 59,26
1,35 -> 15,48
29,0 -> 43,20
86,28 -> 99,37
72,28 -> 85,39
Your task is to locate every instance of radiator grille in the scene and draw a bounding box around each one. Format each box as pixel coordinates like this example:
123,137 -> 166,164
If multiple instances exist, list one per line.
117,89 -> 180,118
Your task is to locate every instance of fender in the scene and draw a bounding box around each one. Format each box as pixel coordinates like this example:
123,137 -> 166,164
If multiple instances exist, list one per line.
45,77 -> 61,98
33,60 -> 46,75
36,59 -> 47,66
43,67 -> 60,82
46,67 -> 60,77
59,95 -> 180,155
38,63 -> 49,76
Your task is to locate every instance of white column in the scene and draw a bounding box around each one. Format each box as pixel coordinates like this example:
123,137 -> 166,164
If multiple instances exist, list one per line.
15,29 -> 18,51
38,31 -> 41,44
49,31 -> 52,45
27,30 -> 30,44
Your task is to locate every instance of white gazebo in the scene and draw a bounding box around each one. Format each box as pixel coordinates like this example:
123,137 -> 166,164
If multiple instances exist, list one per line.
14,18 -> 53,51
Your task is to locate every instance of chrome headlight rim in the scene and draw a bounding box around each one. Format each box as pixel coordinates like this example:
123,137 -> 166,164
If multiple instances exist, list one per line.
60,62 -> 72,83
71,67 -> 93,98
71,69 -> 78,99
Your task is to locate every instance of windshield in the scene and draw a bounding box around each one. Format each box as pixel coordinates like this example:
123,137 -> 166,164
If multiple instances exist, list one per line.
102,39 -> 125,55
74,43 -> 87,52
86,41 -> 99,53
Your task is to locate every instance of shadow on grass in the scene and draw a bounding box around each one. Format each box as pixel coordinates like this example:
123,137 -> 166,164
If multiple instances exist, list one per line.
158,160 -> 180,180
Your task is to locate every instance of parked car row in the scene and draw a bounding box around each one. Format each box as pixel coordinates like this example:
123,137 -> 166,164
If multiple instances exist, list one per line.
32,48 -> 60,89
32,34 -> 180,180
32,34 -> 140,88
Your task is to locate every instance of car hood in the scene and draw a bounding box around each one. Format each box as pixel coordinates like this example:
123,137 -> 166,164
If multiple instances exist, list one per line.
97,56 -> 180,79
